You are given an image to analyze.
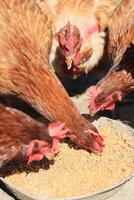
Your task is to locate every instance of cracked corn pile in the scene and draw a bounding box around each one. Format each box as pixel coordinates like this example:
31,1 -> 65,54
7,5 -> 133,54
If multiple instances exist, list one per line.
4,118 -> 134,199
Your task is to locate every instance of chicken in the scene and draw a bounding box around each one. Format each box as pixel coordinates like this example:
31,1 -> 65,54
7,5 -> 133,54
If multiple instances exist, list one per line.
39,0 -> 105,78
0,103 -> 68,168
0,0 -> 104,152
88,0 -> 134,116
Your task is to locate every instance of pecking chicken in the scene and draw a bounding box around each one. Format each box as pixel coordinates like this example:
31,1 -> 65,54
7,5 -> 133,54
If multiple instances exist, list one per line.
88,0 -> 134,116
0,0 -> 104,153
0,103 -> 68,168
39,0 -> 106,78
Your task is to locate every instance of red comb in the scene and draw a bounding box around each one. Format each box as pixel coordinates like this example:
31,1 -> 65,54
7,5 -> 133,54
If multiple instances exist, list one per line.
26,140 -> 50,164
88,86 -> 99,99
48,122 -> 69,153
90,131 -> 105,153
78,131 -> 104,153
65,21 -> 74,54
48,122 -> 69,139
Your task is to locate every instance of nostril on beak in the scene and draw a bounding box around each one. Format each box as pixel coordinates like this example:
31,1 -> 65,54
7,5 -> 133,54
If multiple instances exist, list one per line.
89,110 -> 97,117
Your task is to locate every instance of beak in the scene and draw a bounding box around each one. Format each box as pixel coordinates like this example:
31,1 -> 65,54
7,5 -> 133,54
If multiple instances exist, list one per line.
66,56 -> 73,69
89,109 -> 98,117
72,74 -> 79,79
45,152 -> 55,160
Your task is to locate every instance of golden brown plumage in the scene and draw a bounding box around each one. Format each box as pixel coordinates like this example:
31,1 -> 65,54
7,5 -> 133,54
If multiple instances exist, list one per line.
108,0 -> 134,64
88,0 -> 134,115
0,0 -> 104,152
95,0 -> 123,31
39,0 -> 105,78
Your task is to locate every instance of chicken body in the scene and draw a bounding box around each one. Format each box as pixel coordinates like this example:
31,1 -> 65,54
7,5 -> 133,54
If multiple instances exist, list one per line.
0,0 -> 104,152
39,0 -> 106,78
88,0 -> 134,115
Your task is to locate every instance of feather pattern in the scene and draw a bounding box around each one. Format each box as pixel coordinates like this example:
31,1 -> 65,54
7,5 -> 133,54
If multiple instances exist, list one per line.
95,0 -> 123,30
0,103 -> 52,168
108,0 -> 134,66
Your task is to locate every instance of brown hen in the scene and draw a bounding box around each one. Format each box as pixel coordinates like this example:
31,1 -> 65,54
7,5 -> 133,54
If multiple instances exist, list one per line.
88,0 -> 134,115
39,0 -> 106,78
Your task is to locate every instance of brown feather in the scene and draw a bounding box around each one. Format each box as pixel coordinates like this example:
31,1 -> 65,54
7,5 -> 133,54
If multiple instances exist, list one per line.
95,0 -> 123,31
0,104 -> 51,168
108,0 -> 134,65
